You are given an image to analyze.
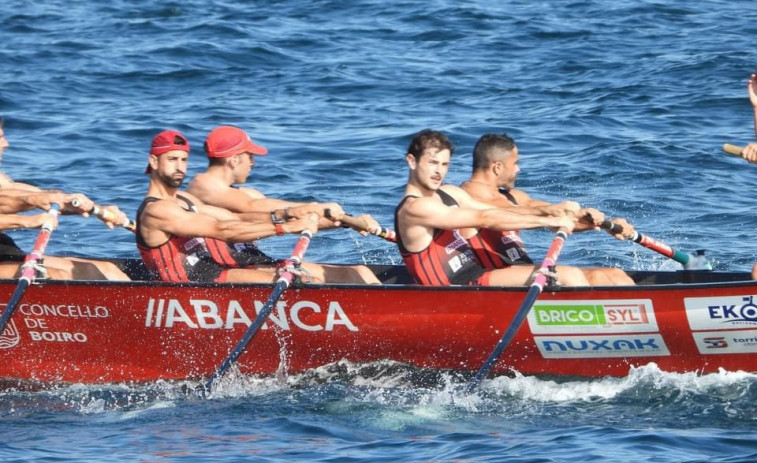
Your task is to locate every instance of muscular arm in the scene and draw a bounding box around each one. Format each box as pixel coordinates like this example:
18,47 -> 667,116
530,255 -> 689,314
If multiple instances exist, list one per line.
0,173 -> 42,192
0,213 -> 50,230
188,178 -> 341,228
403,195 -> 572,232
139,199 -> 310,246
0,192 -> 60,214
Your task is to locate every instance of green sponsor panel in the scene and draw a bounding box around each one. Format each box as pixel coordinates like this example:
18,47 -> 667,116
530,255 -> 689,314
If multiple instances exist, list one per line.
533,304 -> 606,326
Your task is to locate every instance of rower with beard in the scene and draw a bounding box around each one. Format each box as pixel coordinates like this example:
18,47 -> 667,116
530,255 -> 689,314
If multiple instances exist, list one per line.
136,130 -> 321,283
394,129 -> 582,286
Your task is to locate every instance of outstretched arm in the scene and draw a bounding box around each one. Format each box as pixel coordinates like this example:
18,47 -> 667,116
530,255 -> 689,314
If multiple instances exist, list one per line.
140,199 -> 318,245
402,195 -> 575,234
0,213 -> 56,231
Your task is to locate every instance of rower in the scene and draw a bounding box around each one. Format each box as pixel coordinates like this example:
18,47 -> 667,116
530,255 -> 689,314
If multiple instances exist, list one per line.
186,125 -> 380,284
460,133 -> 636,286
136,129 -> 323,284
394,129 -> 579,286
0,118 -> 130,280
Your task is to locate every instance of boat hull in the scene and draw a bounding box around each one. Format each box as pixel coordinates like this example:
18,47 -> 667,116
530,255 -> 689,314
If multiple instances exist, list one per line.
0,269 -> 756,384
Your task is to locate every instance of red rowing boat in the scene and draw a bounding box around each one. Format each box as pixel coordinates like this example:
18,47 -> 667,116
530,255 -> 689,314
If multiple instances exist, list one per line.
0,260 -> 755,384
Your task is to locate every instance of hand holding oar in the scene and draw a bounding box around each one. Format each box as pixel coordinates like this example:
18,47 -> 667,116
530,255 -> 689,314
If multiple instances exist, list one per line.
467,228 -> 570,392
0,205 -> 60,335
205,213 -> 319,392
338,214 -> 396,242
723,143 -> 757,164
599,220 -> 711,270
71,199 -> 135,231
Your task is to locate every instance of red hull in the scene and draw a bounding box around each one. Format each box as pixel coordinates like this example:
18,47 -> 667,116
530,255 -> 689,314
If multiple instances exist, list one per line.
1,270 -> 756,384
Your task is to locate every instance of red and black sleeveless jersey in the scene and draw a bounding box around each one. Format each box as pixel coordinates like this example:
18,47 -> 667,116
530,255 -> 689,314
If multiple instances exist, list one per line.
136,194 -> 245,282
394,189 -> 486,286
468,188 -> 533,268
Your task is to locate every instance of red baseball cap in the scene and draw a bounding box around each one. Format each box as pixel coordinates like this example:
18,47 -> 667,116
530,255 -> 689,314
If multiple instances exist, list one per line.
204,126 -> 268,158
145,130 -> 190,174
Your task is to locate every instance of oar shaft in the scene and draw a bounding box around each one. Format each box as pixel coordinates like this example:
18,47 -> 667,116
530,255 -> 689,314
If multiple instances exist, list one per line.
467,230 -> 568,391
92,205 -> 136,231
205,229 -> 314,391
600,220 -> 695,267
72,199 -> 136,231
0,205 -> 60,335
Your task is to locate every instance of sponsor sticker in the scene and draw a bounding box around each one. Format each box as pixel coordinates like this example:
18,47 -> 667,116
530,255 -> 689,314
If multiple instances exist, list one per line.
691,329 -> 757,354
535,334 -> 670,359
528,299 -> 657,334
684,295 -> 757,330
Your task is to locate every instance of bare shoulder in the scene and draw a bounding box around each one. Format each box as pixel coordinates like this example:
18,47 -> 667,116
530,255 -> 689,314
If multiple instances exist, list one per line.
187,172 -> 221,198
140,197 -> 190,227
399,193 -> 448,220
460,180 -> 488,201
238,186 -> 266,199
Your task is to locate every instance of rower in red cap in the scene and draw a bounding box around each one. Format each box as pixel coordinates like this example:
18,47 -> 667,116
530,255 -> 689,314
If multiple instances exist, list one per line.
185,125 -> 381,284
136,128 -> 328,283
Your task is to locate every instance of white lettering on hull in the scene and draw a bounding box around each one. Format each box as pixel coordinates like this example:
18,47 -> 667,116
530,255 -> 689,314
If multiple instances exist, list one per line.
29,331 -> 87,343
145,298 -> 359,332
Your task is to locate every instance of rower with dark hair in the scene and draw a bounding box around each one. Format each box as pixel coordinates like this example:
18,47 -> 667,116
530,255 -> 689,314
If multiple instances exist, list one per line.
186,125 -> 381,284
394,129 -> 582,286
136,129 -> 322,283
461,133 -> 636,286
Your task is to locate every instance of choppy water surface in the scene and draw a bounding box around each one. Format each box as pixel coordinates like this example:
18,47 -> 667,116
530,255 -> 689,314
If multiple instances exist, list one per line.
1,0 -> 757,461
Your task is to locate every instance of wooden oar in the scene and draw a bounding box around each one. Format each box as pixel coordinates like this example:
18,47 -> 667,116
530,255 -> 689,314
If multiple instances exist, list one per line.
723,143 -> 743,156
599,220 -> 710,270
72,199 -> 136,231
466,229 -> 569,392
204,226 -> 316,391
337,214 -> 397,242
91,205 -> 136,231
0,205 -> 60,335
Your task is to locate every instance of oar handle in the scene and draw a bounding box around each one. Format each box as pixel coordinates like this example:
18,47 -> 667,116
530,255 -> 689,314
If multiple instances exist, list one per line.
338,214 -> 397,242
71,199 -> 136,231
599,219 -> 623,235
723,143 -> 743,156
92,205 -> 136,232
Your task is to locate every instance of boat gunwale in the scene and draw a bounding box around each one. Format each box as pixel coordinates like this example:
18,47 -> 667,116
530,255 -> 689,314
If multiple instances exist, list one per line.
2,270 -> 754,293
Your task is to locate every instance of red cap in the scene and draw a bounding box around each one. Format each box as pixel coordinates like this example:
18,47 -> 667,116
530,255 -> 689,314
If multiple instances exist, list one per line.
145,130 -> 190,174
204,126 -> 268,158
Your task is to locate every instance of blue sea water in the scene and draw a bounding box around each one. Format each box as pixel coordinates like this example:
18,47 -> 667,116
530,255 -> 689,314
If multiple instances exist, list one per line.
2,0 -> 757,461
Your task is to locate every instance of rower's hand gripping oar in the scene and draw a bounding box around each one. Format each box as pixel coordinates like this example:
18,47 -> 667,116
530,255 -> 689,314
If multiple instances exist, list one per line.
337,214 -> 396,242
90,204 -> 136,231
72,199 -> 136,232
205,215 -> 318,392
0,205 -> 60,335
599,220 -> 711,270
723,143 -> 757,165
467,228 -> 570,392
